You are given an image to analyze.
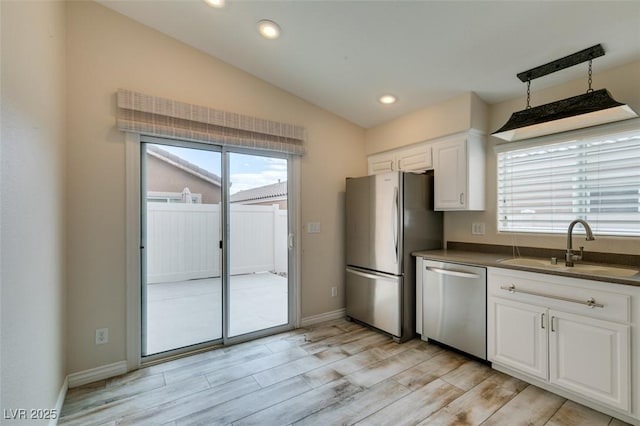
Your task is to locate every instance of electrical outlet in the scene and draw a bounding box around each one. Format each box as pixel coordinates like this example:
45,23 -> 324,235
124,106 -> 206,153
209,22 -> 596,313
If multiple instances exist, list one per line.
96,328 -> 109,345
331,286 -> 337,297
471,222 -> 486,235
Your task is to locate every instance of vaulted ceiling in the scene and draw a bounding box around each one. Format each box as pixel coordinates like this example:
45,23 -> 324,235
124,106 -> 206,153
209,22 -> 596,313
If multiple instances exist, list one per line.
99,1 -> 640,128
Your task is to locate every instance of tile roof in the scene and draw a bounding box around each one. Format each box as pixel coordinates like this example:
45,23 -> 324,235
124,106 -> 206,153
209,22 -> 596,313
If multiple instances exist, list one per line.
230,180 -> 287,203
147,145 -> 221,186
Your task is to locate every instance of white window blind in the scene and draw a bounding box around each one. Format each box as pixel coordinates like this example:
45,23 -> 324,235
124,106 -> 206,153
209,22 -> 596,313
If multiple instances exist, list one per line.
497,128 -> 640,236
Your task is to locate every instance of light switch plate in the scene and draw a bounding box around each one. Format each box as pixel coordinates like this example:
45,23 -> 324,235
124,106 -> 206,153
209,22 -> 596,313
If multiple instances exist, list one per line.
307,222 -> 321,233
471,222 -> 486,235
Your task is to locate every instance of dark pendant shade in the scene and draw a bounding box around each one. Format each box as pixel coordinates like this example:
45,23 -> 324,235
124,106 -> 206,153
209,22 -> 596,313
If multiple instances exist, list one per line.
492,89 -> 638,141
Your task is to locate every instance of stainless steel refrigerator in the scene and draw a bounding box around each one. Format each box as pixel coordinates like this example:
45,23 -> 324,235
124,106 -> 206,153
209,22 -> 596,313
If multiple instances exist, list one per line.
345,171 -> 443,342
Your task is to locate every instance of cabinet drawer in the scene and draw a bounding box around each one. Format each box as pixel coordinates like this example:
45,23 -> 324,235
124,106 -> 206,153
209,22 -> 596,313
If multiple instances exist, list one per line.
488,268 -> 630,324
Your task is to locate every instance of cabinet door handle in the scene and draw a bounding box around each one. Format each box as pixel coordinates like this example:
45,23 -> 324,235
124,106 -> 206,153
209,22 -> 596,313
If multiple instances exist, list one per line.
459,192 -> 464,205
551,316 -> 556,332
541,313 -> 545,329
500,285 -> 604,308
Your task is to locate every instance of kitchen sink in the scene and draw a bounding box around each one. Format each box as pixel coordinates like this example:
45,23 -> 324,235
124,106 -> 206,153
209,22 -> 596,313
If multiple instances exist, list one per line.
500,258 -> 565,269
498,257 -> 639,278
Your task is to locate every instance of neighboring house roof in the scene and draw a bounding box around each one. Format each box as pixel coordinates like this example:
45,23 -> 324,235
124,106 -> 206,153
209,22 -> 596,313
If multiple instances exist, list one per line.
147,145 -> 221,187
230,180 -> 287,204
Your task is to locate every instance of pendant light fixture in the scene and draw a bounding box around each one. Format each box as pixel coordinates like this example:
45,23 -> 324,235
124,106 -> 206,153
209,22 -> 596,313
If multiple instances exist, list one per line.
492,44 -> 638,142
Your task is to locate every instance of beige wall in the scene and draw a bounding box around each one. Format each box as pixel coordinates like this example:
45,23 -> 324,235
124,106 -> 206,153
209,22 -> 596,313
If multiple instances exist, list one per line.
1,0 -> 67,417
65,1 -> 366,373
364,92 -> 488,155
365,61 -> 640,256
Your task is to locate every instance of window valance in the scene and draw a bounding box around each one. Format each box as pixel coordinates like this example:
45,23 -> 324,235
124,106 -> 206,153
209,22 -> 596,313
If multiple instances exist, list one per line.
117,89 -> 305,155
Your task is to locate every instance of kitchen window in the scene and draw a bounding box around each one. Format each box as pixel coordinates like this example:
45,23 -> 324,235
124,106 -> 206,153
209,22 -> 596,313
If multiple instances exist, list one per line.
496,122 -> 640,236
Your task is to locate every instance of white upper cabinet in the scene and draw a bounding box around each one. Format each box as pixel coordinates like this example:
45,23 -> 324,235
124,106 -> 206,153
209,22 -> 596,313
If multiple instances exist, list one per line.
432,130 -> 485,211
367,130 -> 485,210
367,151 -> 395,174
396,144 -> 432,172
367,143 -> 432,175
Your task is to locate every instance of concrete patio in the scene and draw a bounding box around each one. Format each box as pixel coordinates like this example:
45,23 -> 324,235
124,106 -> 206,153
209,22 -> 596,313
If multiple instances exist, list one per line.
144,272 -> 288,355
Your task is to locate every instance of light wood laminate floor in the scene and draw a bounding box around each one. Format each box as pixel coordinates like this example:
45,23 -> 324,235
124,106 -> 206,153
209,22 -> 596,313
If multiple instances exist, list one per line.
60,319 -> 631,425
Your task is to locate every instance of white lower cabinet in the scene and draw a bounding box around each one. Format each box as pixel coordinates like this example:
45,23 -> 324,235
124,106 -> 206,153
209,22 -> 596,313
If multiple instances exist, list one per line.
488,267 -> 635,417
490,298 -> 548,380
548,309 -> 629,411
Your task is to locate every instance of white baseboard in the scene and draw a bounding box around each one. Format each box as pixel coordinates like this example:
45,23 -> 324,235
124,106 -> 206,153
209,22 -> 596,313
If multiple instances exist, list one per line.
300,308 -> 346,327
67,360 -> 128,388
50,375 -> 68,426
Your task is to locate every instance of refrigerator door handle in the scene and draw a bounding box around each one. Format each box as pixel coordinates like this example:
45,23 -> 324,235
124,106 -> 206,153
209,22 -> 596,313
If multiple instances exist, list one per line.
346,267 -> 398,281
393,186 -> 399,264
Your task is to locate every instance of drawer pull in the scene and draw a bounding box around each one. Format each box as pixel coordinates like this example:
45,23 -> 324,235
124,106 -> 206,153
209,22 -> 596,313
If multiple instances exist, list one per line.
500,284 -> 604,308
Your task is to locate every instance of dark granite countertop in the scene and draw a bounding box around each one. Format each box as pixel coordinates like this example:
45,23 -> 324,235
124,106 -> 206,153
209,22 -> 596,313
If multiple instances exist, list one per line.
412,245 -> 640,287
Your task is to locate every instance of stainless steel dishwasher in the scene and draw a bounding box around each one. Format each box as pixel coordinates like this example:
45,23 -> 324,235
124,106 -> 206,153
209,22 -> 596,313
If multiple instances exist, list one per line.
422,260 -> 487,360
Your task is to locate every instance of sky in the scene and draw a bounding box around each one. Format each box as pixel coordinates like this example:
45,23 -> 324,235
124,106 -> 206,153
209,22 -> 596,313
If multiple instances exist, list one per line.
154,144 -> 287,194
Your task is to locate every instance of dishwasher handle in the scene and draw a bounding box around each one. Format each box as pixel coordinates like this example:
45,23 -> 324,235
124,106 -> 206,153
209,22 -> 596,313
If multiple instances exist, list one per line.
426,266 -> 480,279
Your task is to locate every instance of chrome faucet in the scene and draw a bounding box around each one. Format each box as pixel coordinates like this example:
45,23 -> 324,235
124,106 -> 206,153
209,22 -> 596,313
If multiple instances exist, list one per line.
565,219 -> 595,267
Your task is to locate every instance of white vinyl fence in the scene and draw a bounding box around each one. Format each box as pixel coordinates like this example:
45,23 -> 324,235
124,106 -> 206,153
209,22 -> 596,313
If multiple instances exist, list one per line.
146,203 -> 287,284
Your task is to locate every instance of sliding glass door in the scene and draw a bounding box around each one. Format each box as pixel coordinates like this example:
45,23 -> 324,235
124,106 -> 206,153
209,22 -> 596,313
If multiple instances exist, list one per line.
140,140 -> 292,358
141,143 -> 223,356
228,152 -> 289,337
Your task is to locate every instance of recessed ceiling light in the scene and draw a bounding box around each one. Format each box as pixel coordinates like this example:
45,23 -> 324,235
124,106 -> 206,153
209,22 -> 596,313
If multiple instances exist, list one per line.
204,0 -> 225,8
257,20 -> 281,39
379,95 -> 397,105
